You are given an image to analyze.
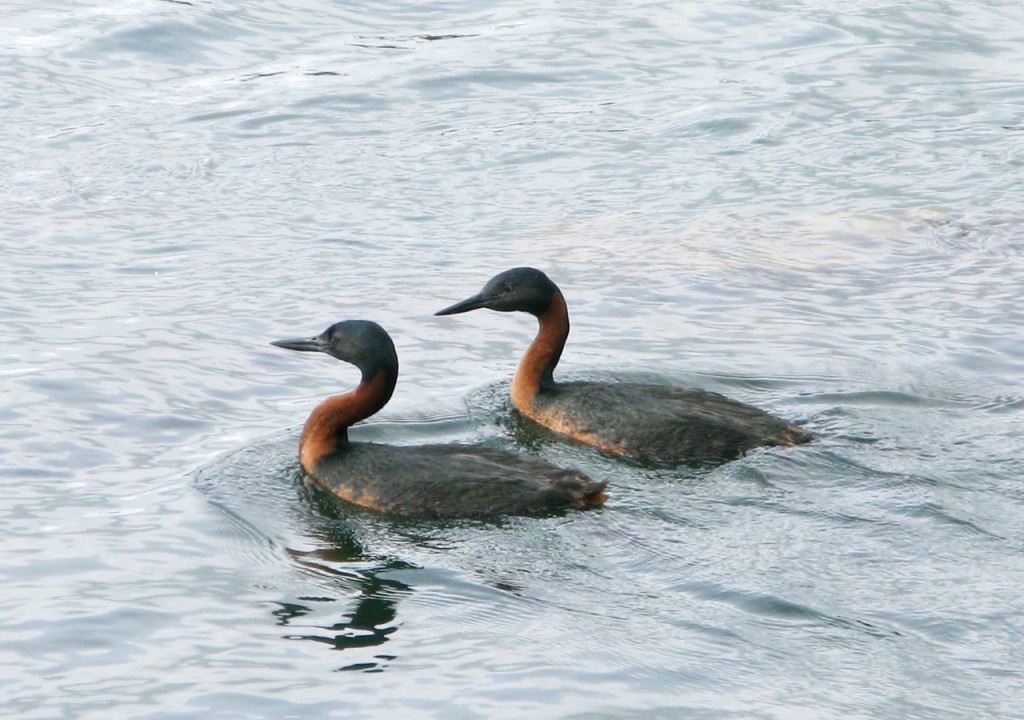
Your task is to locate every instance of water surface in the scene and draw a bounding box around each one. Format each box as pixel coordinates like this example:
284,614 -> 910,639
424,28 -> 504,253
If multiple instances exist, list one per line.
3,1 -> 1023,718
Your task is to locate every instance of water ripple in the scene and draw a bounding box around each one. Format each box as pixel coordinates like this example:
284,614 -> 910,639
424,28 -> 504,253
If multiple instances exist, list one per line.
4,0 -> 1024,716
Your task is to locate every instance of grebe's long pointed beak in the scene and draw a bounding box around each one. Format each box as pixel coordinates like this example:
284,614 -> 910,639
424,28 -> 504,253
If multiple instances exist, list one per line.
434,292 -> 491,316
271,336 -> 328,353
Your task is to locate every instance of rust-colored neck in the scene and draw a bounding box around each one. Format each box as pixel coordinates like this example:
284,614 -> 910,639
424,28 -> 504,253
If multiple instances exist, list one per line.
298,369 -> 396,473
511,290 -> 569,412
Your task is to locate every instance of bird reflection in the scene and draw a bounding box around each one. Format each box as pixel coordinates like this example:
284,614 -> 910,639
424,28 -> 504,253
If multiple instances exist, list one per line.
275,554 -> 412,665
271,477 -> 416,671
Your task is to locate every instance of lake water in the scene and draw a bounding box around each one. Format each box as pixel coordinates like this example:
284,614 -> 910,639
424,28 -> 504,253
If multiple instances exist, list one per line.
3,1 -> 1023,717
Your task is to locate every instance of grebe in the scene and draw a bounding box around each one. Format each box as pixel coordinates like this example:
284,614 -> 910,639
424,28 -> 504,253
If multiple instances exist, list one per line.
435,268 -> 812,463
271,319 -> 607,518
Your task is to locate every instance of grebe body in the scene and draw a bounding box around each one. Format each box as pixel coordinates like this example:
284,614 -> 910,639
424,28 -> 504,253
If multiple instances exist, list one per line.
436,268 -> 811,463
273,320 -> 606,518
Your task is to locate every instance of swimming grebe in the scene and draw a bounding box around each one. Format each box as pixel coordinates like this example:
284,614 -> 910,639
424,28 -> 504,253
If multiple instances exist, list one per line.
271,319 -> 607,518
435,268 -> 812,463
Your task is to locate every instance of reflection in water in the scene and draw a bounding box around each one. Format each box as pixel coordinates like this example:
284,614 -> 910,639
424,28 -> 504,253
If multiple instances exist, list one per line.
197,438 -> 419,672
274,550 -> 412,672
280,507 -> 415,671
283,472 -> 420,671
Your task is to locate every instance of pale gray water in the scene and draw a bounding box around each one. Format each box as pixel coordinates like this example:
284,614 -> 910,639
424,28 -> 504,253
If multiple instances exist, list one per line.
3,1 -> 1023,718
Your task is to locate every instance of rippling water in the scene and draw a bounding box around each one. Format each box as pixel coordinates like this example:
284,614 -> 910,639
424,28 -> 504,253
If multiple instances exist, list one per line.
4,1 -> 1023,717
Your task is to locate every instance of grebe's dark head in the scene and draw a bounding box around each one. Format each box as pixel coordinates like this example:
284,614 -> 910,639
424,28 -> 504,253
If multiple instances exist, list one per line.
435,267 -> 560,317
271,319 -> 399,380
